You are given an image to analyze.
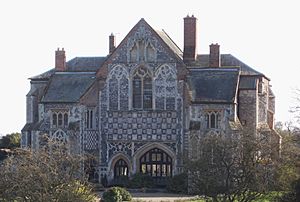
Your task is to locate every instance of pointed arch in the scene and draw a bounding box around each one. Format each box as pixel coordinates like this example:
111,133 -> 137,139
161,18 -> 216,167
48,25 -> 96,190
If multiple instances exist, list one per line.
108,153 -> 132,179
132,65 -> 153,110
133,142 -> 176,177
52,129 -> 68,143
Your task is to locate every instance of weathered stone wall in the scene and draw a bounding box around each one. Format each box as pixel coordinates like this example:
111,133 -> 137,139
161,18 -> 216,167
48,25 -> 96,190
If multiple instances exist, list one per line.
238,89 -> 257,135
258,78 -> 269,123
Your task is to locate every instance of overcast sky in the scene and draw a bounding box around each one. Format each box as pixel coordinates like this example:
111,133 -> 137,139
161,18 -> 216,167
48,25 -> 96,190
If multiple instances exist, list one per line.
0,0 -> 299,135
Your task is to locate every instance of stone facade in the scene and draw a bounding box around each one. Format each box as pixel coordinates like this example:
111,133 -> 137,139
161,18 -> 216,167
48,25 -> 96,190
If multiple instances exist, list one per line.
22,16 -> 280,185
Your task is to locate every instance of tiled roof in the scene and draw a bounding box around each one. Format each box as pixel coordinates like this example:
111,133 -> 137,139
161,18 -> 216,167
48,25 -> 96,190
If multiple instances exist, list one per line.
41,72 -> 96,103
66,57 -> 106,72
21,122 -> 42,131
30,68 -> 55,80
188,68 -> 239,103
30,57 -> 106,80
192,54 -> 264,76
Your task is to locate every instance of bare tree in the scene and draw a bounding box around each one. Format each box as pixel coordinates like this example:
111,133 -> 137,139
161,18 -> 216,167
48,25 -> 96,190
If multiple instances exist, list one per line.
187,131 -> 276,202
0,140 -> 96,202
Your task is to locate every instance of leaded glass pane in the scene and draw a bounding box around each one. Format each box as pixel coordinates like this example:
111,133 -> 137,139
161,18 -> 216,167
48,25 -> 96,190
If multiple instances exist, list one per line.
58,113 -> 63,126
133,75 -> 142,109
143,75 -> 152,109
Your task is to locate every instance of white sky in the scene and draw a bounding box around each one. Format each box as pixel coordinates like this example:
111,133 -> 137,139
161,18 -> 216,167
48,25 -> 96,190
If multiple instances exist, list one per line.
0,0 -> 299,135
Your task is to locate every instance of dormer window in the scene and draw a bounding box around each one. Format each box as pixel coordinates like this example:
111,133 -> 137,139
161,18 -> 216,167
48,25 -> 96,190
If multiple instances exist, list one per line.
132,66 -> 153,110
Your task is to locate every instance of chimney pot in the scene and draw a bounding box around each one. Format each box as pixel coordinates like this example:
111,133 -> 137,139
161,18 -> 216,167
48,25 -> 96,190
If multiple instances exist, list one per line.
55,48 -> 66,71
209,43 -> 220,67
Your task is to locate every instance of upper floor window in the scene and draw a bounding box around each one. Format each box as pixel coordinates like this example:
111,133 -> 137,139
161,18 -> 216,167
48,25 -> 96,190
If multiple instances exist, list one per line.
86,108 -> 95,129
52,111 -> 68,128
205,111 -> 221,129
132,66 -> 153,110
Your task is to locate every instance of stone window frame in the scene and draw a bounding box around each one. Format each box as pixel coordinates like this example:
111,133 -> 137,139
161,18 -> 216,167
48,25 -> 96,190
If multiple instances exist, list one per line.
51,110 -> 69,129
131,65 -> 153,110
86,107 -> 96,130
204,110 -> 221,129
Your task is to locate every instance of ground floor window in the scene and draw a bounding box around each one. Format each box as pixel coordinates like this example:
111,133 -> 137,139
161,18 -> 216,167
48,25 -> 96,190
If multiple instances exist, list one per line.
140,148 -> 172,178
114,159 -> 128,179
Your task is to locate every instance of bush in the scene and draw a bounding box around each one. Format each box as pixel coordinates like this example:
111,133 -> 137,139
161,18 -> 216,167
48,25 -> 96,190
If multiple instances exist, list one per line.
102,187 -> 132,202
128,173 -> 154,188
166,173 -> 188,194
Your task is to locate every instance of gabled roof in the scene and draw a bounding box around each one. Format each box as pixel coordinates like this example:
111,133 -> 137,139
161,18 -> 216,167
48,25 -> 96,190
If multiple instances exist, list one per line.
41,72 -> 96,103
188,68 -> 240,103
155,29 -> 183,59
193,54 -> 264,76
96,18 -> 187,77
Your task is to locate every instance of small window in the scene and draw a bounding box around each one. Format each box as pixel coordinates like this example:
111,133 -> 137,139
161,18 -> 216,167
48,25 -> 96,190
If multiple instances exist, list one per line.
52,111 -> 69,128
86,109 -> 95,129
205,111 -> 221,129
52,114 -> 57,127
64,113 -> 68,127
58,113 -> 63,126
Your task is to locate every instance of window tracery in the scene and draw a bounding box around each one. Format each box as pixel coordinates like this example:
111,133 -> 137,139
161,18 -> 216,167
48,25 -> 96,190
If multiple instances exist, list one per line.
127,25 -> 157,63
205,111 -> 221,129
132,66 -> 153,110
51,111 -> 68,128
52,129 -> 67,143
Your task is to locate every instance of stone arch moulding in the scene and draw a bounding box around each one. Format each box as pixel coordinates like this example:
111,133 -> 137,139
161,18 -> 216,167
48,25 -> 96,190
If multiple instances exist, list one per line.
51,129 -> 68,143
132,142 -> 177,175
107,153 -> 132,180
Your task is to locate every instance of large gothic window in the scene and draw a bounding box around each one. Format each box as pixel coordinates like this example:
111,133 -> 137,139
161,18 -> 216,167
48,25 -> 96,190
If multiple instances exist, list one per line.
132,66 -> 152,110
114,159 -> 128,179
140,148 -> 172,179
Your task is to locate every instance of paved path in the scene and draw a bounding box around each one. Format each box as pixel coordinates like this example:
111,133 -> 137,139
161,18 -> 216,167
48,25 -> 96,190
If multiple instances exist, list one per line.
131,192 -> 196,201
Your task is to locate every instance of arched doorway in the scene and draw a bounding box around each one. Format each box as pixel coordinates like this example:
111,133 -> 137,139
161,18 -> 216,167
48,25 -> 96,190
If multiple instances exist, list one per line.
114,159 -> 129,181
139,148 -> 172,185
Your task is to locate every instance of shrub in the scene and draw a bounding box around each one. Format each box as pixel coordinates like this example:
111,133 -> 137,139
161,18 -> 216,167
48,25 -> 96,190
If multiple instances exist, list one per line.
102,187 -> 132,202
128,173 -> 154,188
166,173 -> 188,194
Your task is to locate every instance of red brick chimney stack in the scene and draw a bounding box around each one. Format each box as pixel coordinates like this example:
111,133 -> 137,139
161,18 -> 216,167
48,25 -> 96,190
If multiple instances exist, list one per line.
209,43 -> 220,67
183,15 -> 197,63
109,33 -> 116,54
55,48 -> 66,71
